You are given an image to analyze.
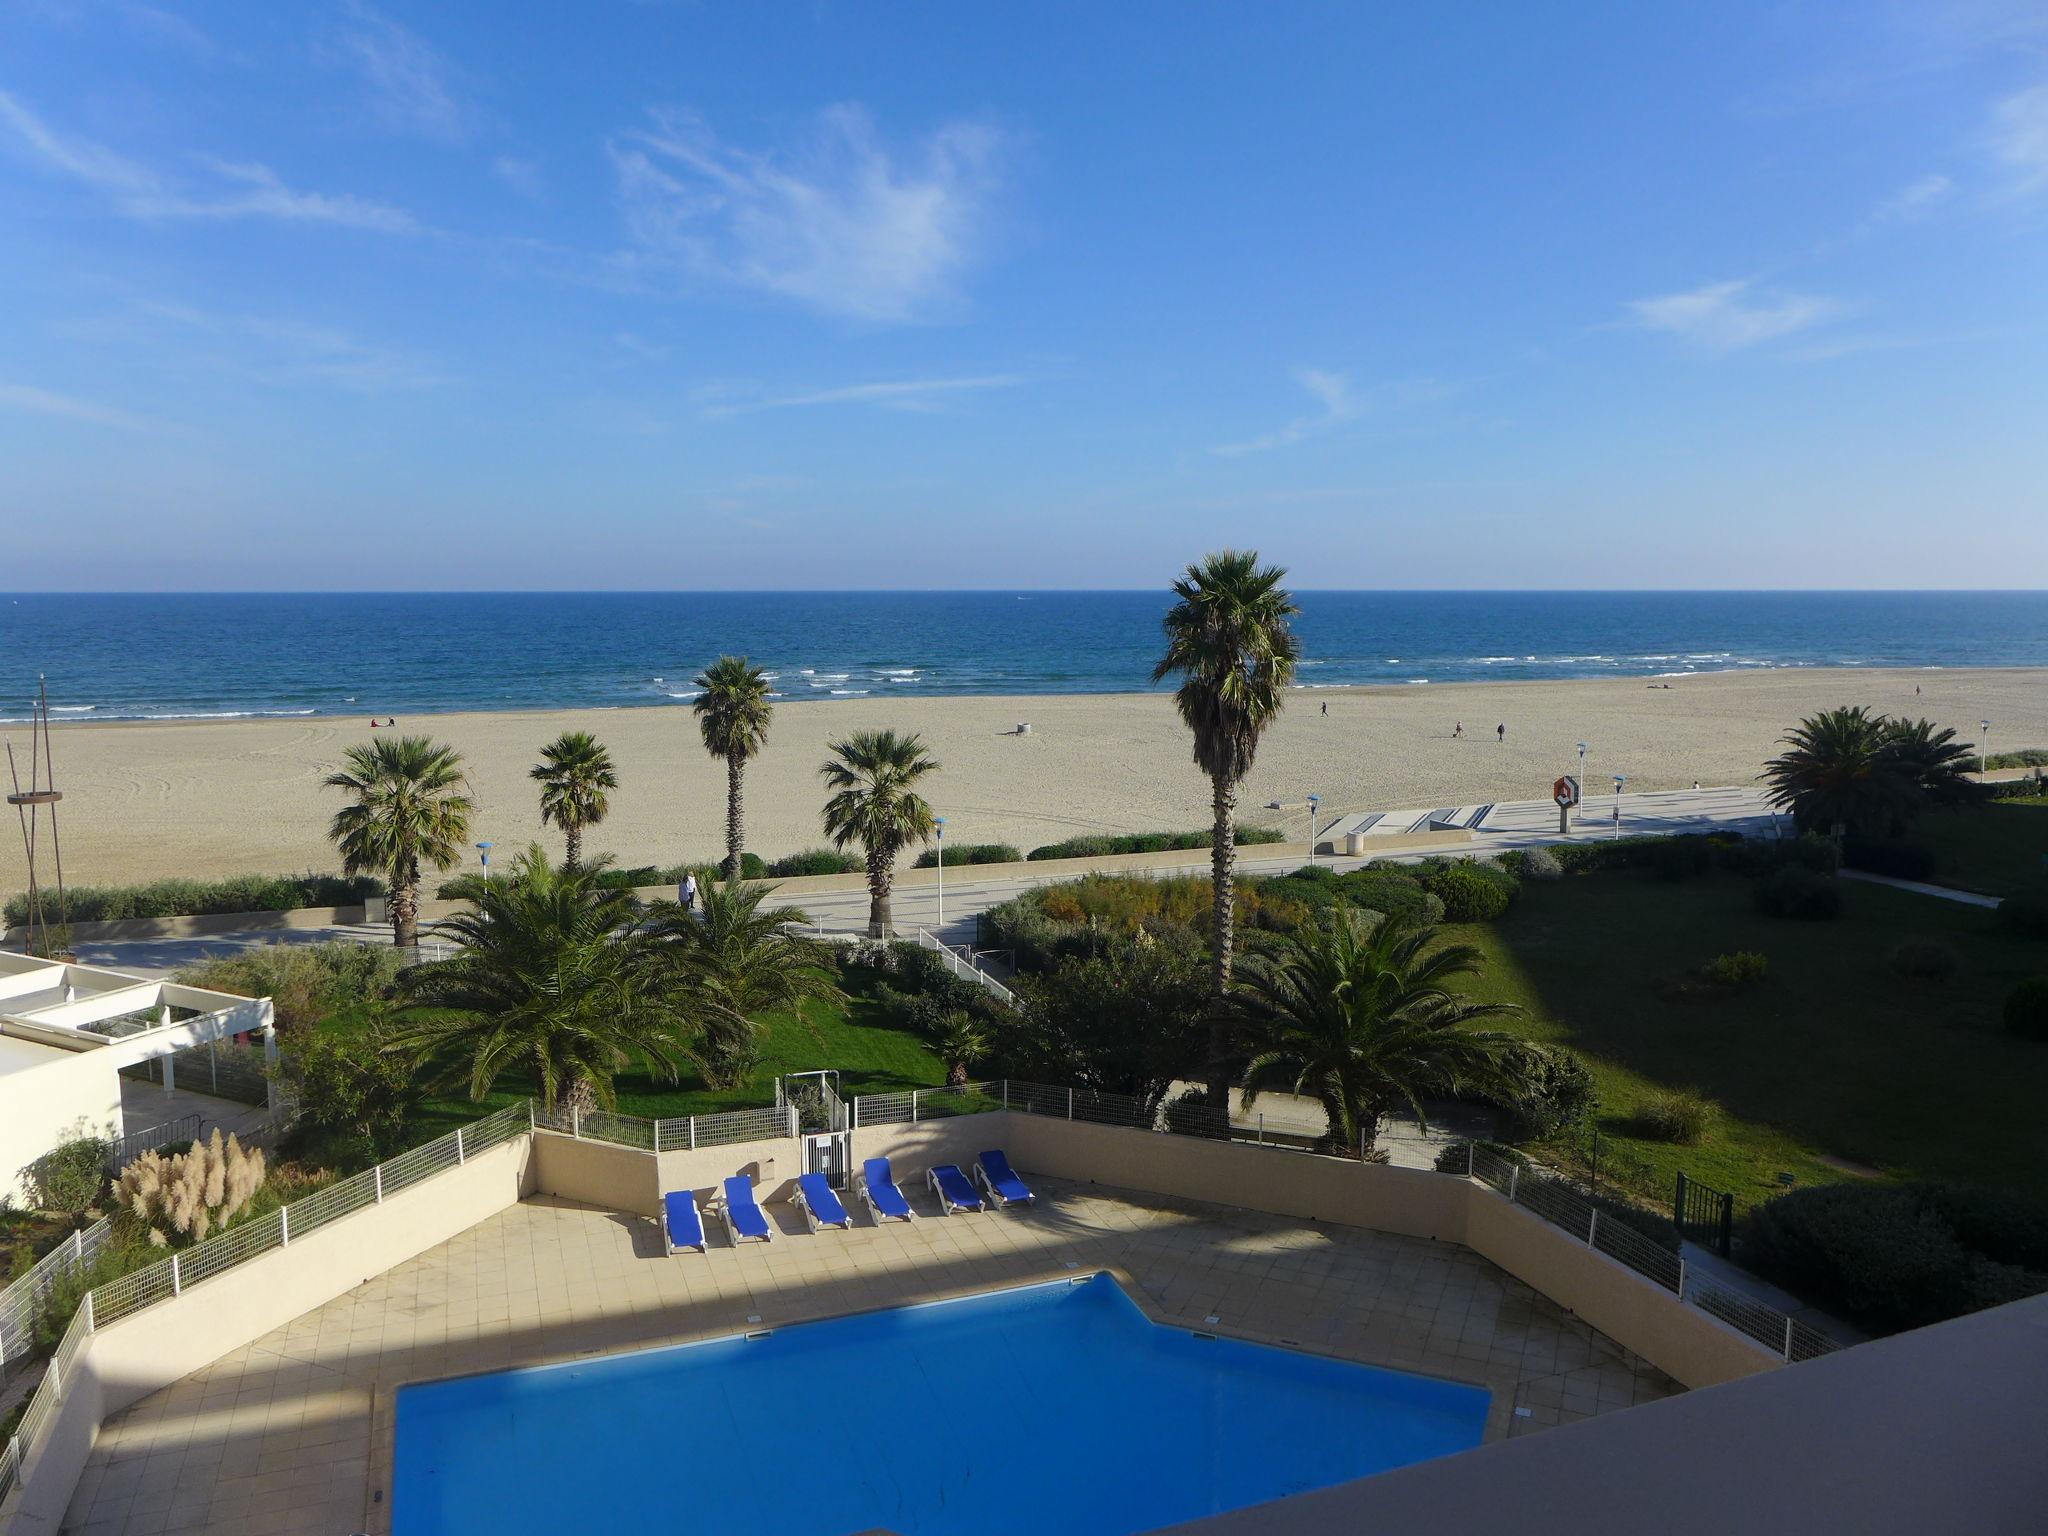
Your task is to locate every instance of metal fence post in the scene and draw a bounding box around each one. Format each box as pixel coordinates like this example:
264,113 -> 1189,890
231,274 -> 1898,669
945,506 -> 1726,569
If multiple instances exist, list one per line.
1067,1087 -> 1074,1120
1467,1141 -> 1476,1179
81,1289 -> 93,1334
1676,1257 -> 1686,1301
1507,1164 -> 1520,1200
911,1090 -> 919,1124
1783,1317 -> 1795,1361
527,1099 -> 536,1132
572,1106 -> 582,1139
170,1253 -> 182,1297
1587,1209 -> 1599,1246
690,1117 -> 698,1150
1002,1080 -> 1009,1110
456,1127 -> 466,1164
280,1207 -> 290,1247
374,1165 -> 384,1204
70,1228 -> 83,1263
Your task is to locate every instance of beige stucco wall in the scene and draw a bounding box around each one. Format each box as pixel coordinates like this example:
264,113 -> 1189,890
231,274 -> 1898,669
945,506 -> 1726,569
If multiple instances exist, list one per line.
529,1131 -> 662,1218
0,1043 -> 124,1206
656,1134 -> 799,1206
1,1135 -> 533,1535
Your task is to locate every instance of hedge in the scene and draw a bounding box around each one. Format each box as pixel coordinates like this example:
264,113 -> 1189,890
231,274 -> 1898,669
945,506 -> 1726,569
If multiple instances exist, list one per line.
1026,826 -> 1286,860
5,873 -> 382,926
1843,838 -> 1937,881
913,843 -> 1023,869
1742,1182 -> 2048,1335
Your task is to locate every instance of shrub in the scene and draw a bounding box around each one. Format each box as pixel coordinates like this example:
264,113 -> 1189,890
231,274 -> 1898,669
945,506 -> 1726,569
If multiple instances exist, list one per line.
1742,1182 -> 2048,1335
1987,748 -> 2048,769
1518,846 -> 1562,881
1651,835 -> 1717,881
763,848 -> 863,878
1888,938 -> 1961,984
1701,951 -> 1769,988
913,843 -> 1023,869
1782,833 -> 1844,876
1998,884 -> 2048,940
25,1129 -> 111,1225
276,1014 -> 423,1167
1419,860 -> 1519,922
178,941 -> 403,1031
1624,1090 -> 1716,1144
5,873 -> 383,926
1755,866 -> 1844,920
1331,870 -> 1443,926
1843,839 -> 1937,881
1494,1044 -> 1597,1141
2004,977 -> 2048,1041
114,1129 -> 266,1247
1026,825 -> 1285,861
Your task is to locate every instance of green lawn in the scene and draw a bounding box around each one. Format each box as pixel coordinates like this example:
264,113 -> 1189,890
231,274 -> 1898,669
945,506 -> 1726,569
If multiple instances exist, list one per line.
1445,868 -> 2048,1209
1915,797 -> 2048,896
323,968 -> 947,1142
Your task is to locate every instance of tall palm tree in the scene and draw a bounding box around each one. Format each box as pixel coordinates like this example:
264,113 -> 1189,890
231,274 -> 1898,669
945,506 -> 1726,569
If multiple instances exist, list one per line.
530,730 -> 617,868
819,729 -> 940,937
1763,706 -> 1909,838
1236,912 -> 1524,1157
324,735 -> 473,949
645,876 -> 842,1089
1152,550 -> 1299,1097
392,846 -> 688,1116
1881,717 -> 1978,822
692,656 -> 775,878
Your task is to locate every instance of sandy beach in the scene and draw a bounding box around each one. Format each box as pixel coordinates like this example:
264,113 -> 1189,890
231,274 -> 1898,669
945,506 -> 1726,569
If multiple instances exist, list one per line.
4,667 -> 2043,892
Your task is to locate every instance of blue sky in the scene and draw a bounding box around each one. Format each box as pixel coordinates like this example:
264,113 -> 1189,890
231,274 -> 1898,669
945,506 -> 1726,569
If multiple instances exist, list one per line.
2,1 -> 2045,590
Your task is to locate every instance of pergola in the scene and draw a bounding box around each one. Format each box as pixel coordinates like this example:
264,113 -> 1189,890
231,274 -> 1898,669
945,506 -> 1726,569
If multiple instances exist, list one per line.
0,951 -> 275,1086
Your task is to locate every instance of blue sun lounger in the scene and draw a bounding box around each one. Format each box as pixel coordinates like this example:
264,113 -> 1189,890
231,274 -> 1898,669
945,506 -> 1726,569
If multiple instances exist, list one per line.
974,1150 -> 1034,1207
720,1175 -> 773,1244
858,1157 -> 914,1223
663,1190 -> 706,1254
792,1172 -> 852,1233
928,1163 -> 984,1215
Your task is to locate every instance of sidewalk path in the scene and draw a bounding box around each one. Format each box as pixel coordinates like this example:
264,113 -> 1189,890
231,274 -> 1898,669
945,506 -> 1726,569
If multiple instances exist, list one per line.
1838,870 -> 2002,908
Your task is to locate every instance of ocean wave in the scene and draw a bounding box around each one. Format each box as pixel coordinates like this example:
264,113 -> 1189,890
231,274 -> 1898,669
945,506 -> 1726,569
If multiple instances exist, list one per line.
663,690 -> 699,701
829,688 -> 870,696
47,704 -> 97,713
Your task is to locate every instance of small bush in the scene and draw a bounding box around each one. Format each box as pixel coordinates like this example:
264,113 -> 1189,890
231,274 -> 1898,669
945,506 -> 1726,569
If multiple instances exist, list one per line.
762,848 -> 863,878
2004,978 -> 2048,1041
1998,885 -> 2048,940
1701,951 -> 1769,988
25,1130 -> 111,1225
1755,866 -> 1844,921
1026,825 -> 1284,861
913,842 -> 1023,869
1742,1182 -> 2048,1335
1419,860 -> 1520,922
5,872 -> 382,926
1518,846 -> 1563,881
1987,748 -> 2048,770
1843,839 -> 1938,881
1494,1044 -> 1597,1141
178,941 -> 403,1031
1625,1090 -> 1717,1144
1889,938 -> 1961,984
1651,835 -> 1717,881
1332,870 -> 1442,926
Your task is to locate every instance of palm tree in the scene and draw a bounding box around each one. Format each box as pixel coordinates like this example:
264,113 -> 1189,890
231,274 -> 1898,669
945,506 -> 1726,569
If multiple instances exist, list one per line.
1236,912 -> 1524,1157
1763,706 -> 1911,838
1881,717 -> 1978,823
1152,550 -> 1300,1097
645,875 -> 842,1089
692,656 -> 775,878
933,1010 -> 990,1088
530,731 -> 617,869
324,735 -> 473,949
819,729 -> 940,937
392,846 -> 689,1116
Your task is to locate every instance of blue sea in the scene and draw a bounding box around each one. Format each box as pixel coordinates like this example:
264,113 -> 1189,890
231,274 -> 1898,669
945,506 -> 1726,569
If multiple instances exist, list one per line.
2,590 -> 2044,722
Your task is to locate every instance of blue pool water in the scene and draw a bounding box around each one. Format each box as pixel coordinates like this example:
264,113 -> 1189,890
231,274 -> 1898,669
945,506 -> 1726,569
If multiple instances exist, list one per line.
391,1273 -> 1489,1536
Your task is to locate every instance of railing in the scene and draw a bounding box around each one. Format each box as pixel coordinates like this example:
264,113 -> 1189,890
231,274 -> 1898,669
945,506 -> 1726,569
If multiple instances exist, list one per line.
0,1219 -> 110,1371
529,1101 -> 798,1153
104,1114 -> 203,1172
0,1099 -> 534,1505
1465,1145 -> 1835,1363
912,929 -> 1018,1007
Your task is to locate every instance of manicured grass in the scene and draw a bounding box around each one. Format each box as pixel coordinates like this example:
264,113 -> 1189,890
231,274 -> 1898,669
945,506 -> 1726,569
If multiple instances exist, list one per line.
329,969 -> 947,1142
1916,797 -> 2048,896
1444,869 -> 2048,1209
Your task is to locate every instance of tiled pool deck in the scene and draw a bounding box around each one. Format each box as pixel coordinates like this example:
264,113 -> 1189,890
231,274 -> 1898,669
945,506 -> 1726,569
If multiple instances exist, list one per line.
63,1178 -> 1677,1535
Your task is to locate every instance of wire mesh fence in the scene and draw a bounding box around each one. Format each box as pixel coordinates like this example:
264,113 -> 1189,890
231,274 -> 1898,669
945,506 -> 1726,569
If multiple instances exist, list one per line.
0,1219 -> 110,1370
529,1100 -> 795,1151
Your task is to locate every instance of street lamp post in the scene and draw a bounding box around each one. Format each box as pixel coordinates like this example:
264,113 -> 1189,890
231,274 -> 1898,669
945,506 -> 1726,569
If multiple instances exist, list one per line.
1981,720 -> 1992,777
1611,776 -> 1626,834
934,817 -> 946,933
1575,742 -> 1588,824
1307,794 -> 1321,867
475,840 -> 494,878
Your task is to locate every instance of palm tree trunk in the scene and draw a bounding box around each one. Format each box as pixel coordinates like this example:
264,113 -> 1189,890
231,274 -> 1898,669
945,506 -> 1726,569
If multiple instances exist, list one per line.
867,848 -> 893,938
391,865 -> 418,950
564,1074 -> 599,1121
564,822 -> 582,870
1204,772 -> 1237,1099
726,757 -> 745,879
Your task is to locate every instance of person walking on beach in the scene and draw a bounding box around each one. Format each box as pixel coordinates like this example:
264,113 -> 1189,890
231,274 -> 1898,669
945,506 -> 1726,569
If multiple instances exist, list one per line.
1496,722 -> 1506,743
1321,700 -> 1328,717
679,870 -> 698,913
1453,722 -> 1463,739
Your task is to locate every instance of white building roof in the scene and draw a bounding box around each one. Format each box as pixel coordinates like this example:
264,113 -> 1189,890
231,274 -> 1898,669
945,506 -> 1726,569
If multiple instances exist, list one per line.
0,951 -> 271,1071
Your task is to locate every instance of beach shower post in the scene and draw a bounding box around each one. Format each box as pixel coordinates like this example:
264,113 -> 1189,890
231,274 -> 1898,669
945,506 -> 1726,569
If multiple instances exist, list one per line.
1981,720 -> 1991,776
934,817 -> 945,932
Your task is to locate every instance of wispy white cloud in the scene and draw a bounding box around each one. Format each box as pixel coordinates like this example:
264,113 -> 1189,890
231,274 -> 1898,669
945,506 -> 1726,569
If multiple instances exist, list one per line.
137,301 -> 445,391
1871,173 -> 1955,222
703,374 -> 1027,417
493,155 -> 542,198
0,89 -> 416,231
0,382 -> 163,433
324,2 -> 475,141
1626,280 -> 1845,351
1989,80 -> 2048,196
1212,369 -> 1448,456
610,104 -> 1010,323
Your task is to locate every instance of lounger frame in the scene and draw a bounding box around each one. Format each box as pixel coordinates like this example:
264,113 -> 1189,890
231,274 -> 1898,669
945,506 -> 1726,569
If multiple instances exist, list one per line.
663,1190 -> 707,1254
857,1159 -> 915,1223
927,1163 -> 984,1216
792,1172 -> 852,1234
719,1177 -> 774,1245
973,1150 -> 1034,1208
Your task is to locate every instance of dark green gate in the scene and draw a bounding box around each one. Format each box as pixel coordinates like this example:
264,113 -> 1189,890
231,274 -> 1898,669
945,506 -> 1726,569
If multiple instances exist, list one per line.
1674,1171 -> 1735,1256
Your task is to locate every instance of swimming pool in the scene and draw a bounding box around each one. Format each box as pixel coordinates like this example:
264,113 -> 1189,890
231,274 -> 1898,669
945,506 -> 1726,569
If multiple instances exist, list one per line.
392,1272 -> 1489,1536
